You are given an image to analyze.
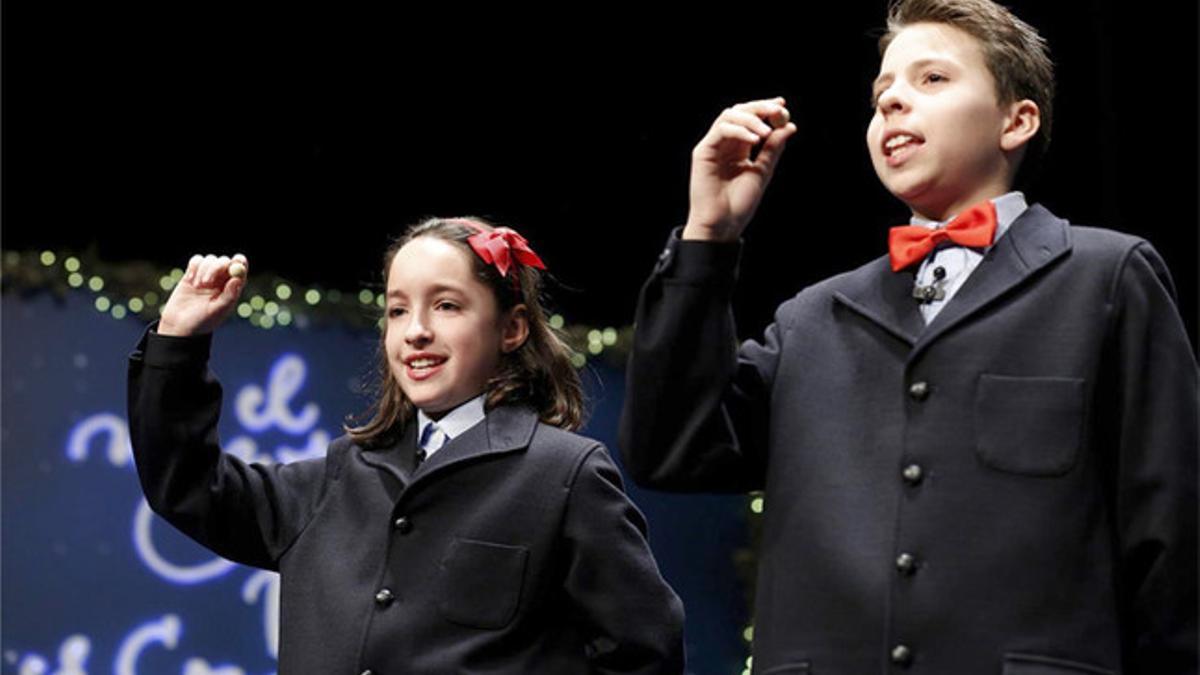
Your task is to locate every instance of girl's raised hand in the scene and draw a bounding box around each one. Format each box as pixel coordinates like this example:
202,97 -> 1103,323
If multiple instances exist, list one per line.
157,253 -> 248,336
682,97 -> 797,242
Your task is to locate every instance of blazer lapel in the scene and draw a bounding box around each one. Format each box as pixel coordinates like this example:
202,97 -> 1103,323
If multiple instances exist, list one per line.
359,422 -> 418,484
413,405 -> 537,481
832,257 -> 925,346
910,204 -> 1071,359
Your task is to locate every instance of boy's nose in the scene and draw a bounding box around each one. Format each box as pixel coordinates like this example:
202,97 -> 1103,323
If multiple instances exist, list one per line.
876,84 -> 909,115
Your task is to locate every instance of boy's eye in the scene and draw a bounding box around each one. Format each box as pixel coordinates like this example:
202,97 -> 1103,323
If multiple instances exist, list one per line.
388,307 -> 407,318
436,301 -> 460,311
924,72 -> 947,84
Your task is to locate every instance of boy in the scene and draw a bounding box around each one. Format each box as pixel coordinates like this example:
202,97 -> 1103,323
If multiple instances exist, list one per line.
620,0 -> 1198,672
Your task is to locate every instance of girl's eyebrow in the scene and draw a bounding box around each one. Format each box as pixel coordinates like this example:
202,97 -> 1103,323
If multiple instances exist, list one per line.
386,283 -> 468,299
426,283 -> 468,297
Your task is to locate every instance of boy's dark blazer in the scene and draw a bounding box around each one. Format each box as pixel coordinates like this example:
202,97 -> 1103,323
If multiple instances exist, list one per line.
128,329 -> 685,675
620,204 -> 1198,674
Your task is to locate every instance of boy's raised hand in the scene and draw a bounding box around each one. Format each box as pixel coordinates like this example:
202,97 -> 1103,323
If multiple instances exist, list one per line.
157,254 -> 248,337
683,97 -> 796,242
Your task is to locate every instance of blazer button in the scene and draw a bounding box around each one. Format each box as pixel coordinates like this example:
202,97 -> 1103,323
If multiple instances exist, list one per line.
902,464 -> 923,485
908,381 -> 930,401
891,644 -> 913,667
393,516 -> 413,534
374,588 -> 395,607
895,553 -> 917,575
655,247 -> 672,271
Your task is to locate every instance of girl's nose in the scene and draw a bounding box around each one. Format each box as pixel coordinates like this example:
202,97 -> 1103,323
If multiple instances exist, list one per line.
404,312 -> 433,345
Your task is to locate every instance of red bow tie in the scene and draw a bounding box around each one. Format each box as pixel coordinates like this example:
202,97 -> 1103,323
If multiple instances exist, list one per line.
888,201 -> 998,272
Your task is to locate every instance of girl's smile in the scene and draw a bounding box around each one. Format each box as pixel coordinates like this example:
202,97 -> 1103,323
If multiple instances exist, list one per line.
403,352 -> 448,380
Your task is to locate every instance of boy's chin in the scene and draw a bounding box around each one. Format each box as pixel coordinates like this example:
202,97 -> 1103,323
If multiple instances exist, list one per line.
883,181 -> 955,220
883,186 -> 933,218
876,171 -> 928,205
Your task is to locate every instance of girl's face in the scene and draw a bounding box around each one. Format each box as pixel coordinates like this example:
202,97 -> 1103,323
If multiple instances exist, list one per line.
384,236 -> 527,417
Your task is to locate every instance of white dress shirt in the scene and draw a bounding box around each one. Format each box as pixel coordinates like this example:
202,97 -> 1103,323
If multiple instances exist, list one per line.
416,395 -> 486,459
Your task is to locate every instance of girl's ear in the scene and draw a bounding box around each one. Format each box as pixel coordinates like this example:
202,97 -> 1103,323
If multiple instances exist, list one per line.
500,304 -> 530,354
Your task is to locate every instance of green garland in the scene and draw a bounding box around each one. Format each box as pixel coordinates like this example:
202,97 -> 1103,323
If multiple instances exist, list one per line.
0,248 -> 634,368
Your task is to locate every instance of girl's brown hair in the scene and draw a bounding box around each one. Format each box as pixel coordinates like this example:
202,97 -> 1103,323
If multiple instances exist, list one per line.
345,217 -> 584,446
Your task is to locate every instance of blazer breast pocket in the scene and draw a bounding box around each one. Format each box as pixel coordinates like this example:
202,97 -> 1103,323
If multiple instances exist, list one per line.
759,663 -> 811,674
975,374 -> 1086,476
1003,652 -> 1116,674
437,537 -> 529,630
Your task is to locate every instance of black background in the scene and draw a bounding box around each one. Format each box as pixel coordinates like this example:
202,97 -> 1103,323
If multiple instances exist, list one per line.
5,3 -> 1197,346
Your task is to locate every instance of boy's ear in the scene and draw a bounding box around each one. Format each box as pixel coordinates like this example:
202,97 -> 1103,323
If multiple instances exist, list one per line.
500,304 -> 530,354
1000,99 -> 1041,152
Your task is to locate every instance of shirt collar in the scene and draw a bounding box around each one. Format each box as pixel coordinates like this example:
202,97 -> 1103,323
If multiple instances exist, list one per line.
910,191 -> 1028,245
417,394 -> 487,444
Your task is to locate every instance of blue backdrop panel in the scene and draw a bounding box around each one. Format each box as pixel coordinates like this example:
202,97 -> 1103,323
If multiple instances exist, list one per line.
2,290 -> 748,675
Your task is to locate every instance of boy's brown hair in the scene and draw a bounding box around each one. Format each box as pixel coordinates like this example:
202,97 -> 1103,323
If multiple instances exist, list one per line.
879,0 -> 1055,179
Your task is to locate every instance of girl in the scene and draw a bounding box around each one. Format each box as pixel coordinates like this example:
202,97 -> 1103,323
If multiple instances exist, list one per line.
128,218 -> 685,674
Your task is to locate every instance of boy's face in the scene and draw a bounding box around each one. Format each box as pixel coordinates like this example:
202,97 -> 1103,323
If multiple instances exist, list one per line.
867,22 -> 1017,220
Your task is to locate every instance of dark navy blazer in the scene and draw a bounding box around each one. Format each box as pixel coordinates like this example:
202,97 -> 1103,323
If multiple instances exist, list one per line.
620,205 -> 1198,674
129,329 -> 685,675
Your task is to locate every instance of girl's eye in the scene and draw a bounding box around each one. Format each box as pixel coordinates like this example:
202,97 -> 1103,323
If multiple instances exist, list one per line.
924,72 -> 947,84
436,301 -> 460,311
388,307 -> 407,318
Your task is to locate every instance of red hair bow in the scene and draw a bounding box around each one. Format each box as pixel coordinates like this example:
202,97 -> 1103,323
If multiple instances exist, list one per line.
464,225 -> 547,278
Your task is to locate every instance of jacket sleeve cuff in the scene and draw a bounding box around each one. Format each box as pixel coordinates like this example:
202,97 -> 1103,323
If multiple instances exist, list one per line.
137,322 -> 213,368
655,226 -> 742,285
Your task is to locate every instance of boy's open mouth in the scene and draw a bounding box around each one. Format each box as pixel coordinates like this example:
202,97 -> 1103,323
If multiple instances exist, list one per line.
882,131 -> 925,164
883,132 -> 926,162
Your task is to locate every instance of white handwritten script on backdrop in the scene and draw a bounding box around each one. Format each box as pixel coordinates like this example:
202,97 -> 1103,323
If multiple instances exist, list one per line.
19,354 -> 330,675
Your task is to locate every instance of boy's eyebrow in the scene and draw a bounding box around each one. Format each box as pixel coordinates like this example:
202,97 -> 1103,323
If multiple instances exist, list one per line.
872,57 -> 958,94
906,57 -> 957,73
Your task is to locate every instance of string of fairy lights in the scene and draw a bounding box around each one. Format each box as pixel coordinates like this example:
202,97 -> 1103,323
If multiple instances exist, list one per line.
739,492 -> 763,675
3,247 -> 765,675
1,249 -> 632,370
